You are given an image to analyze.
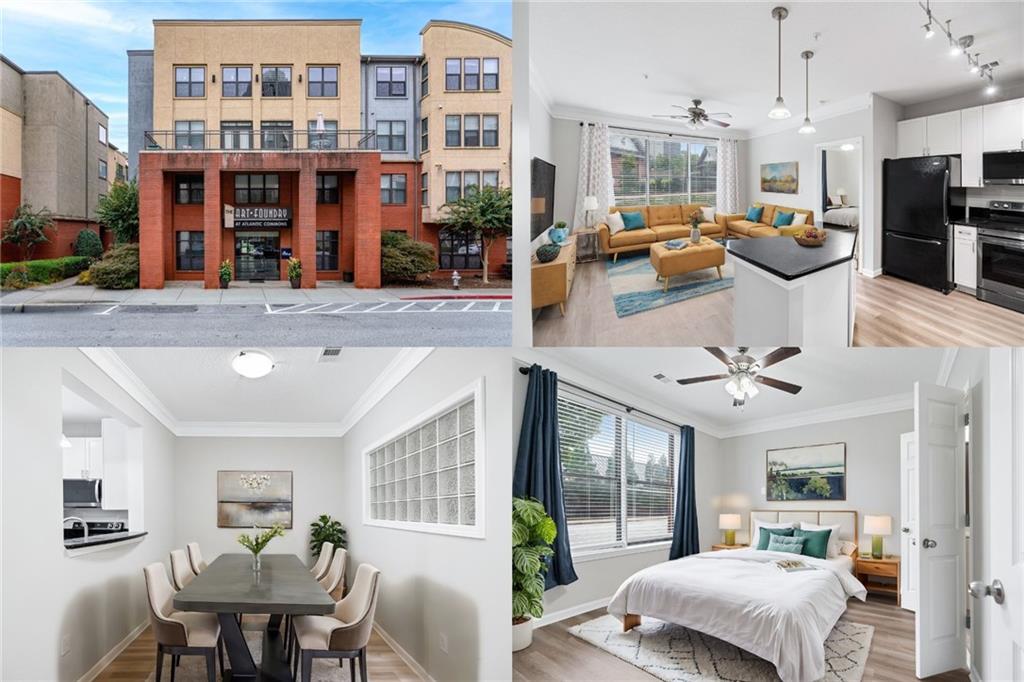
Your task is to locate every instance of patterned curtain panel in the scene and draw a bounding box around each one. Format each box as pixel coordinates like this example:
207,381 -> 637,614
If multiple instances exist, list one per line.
716,137 -> 740,214
669,425 -> 700,560
573,122 -> 613,230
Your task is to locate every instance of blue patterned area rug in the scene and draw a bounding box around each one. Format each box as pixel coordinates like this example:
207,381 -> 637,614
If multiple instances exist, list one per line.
606,252 -> 734,318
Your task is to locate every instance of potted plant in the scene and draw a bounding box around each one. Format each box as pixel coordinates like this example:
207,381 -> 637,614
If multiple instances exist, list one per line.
218,260 -> 232,289
287,257 -> 302,288
690,211 -> 702,244
309,514 -> 347,559
512,497 -> 556,652
237,523 -> 285,574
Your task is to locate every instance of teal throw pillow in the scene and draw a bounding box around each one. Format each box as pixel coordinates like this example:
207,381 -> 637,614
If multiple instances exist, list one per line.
745,206 -> 764,222
756,526 -> 794,550
620,211 -> 646,230
767,535 -> 806,554
773,210 -> 795,227
793,528 -> 832,559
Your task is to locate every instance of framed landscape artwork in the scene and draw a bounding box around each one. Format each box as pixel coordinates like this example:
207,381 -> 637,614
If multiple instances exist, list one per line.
760,161 -> 799,194
766,442 -> 846,501
217,470 -> 294,528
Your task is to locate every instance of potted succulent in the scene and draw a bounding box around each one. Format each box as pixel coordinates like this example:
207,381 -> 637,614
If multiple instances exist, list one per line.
218,260 -> 232,289
512,497 -> 557,652
287,257 -> 302,288
690,211 -> 703,244
309,514 -> 347,559
237,523 -> 285,574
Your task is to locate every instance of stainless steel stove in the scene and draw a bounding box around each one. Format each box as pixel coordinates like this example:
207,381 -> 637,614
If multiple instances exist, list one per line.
977,201 -> 1024,313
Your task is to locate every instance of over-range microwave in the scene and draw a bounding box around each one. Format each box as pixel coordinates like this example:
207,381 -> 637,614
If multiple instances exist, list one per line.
983,150 -> 1024,185
63,478 -> 102,508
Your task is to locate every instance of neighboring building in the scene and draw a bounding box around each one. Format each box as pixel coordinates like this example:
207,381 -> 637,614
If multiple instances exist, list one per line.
107,143 -> 128,185
0,55 -> 111,262
128,18 -> 511,289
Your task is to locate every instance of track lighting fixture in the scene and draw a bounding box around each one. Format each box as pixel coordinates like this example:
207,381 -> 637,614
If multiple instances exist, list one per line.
922,0 -> 935,38
916,3 -> 998,91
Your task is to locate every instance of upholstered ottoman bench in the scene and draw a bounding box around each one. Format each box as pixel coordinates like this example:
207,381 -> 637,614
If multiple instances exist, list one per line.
649,237 -> 726,292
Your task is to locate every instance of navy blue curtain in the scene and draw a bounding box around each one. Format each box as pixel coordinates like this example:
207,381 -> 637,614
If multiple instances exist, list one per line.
669,425 -> 699,560
821,149 -> 829,212
513,364 -> 578,589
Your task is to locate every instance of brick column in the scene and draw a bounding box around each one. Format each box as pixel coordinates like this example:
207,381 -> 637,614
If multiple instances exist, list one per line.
138,157 -> 165,289
202,163 -> 222,289
354,156 -> 382,288
297,167 -> 318,287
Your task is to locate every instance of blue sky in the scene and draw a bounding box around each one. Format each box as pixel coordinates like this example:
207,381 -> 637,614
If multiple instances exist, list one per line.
0,0 -> 512,150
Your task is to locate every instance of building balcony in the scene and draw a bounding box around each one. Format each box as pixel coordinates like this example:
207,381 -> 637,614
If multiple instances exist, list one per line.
143,129 -> 377,152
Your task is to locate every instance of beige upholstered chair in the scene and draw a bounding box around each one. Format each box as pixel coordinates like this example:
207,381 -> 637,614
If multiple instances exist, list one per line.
309,542 -> 334,581
170,549 -> 196,591
143,562 -> 222,682
291,563 -> 381,682
317,547 -> 347,598
186,542 -> 207,574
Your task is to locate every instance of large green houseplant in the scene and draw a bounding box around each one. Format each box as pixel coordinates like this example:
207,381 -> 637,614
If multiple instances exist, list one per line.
512,496 -> 556,652
309,514 -> 347,558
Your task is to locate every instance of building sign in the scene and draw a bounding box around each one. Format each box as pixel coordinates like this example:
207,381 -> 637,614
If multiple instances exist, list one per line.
223,204 -> 292,229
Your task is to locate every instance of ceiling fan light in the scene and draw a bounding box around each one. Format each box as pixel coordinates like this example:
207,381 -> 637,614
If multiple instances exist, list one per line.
745,382 -> 760,399
231,350 -> 274,379
724,377 -> 740,396
738,374 -> 754,393
798,118 -> 816,134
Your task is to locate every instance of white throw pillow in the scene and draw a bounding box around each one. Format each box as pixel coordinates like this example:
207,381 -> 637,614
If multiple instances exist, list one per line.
606,211 -> 626,235
838,540 -> 857,558
752,520 -> 794,548
800,521 -> 842,558
791,213 -> 808,226
701,206 -> 716,223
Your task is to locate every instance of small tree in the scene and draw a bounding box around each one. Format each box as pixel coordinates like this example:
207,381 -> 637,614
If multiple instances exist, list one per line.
2,204 -> 53,261
73,230 -> 104,260
96,180 -> 139,244
440,185 -> 512,284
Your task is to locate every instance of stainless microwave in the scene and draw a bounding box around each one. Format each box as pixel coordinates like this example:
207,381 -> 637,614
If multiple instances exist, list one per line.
983,150 -> 1024,185
63,478 -> 102,508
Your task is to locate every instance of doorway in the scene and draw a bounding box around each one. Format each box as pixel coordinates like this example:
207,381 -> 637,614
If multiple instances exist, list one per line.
234,231 -> 281,281
815,137 -> 863,270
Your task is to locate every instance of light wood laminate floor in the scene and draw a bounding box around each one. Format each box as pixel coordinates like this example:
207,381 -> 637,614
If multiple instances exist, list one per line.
513,597 -> 969,682
533,260 -> 1024,347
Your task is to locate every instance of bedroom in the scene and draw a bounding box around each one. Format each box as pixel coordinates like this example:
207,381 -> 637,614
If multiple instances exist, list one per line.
511,346 -> 1022,682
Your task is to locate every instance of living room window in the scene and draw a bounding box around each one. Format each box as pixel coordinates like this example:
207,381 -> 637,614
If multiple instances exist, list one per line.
609,128 -> 717,207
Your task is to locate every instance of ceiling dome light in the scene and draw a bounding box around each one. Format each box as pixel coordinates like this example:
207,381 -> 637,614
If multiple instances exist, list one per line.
232,350 -> 274,379
840,143 -> 856,151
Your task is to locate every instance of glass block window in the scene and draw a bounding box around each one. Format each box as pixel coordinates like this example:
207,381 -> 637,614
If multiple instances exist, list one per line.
365,382 -> 483,538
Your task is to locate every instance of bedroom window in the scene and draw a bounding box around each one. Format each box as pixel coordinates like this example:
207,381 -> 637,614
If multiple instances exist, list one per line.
609,128 -> 717,207
557,386 -> 678,554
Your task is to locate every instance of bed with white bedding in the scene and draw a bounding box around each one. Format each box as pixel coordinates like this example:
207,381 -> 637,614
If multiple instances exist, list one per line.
823,206 -> 860,228
607,510 -> 866,682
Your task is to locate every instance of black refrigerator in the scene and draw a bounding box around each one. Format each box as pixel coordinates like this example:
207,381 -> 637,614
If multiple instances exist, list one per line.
882,155 -> 962,293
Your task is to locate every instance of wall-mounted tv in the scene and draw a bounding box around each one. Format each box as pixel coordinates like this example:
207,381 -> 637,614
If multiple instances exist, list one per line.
531,157 -> 556,241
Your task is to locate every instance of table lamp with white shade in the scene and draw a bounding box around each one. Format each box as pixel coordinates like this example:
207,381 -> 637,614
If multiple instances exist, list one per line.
583,195 -> 599,228
864,514 -> 892,559
719,513 -> 742,546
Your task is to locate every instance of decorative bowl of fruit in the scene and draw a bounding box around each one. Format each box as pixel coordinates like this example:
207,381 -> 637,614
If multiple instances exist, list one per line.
793,227 -> 827,247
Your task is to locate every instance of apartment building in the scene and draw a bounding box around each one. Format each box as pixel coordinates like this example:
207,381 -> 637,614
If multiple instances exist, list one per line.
107,143 -> 128,184
127,18 -> 511,289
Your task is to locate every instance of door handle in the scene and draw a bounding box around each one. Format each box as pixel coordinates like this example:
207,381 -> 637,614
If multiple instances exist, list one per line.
922,538 -> 937,549
901,527 -> 911,534
968,579 -> 1005,605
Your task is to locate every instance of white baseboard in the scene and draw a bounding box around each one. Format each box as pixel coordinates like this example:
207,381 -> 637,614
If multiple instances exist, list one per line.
373,622 -> 435,682
969,664 -> 982,682
78,620 -> 148,682
534,595 -> 613,629
860,267 -> 882,278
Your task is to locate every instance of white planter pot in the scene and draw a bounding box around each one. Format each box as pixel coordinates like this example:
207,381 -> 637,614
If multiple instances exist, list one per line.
512,618 -> 534,652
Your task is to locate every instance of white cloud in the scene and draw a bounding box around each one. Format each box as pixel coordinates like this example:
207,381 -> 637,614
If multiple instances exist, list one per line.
0,0 -> 137,33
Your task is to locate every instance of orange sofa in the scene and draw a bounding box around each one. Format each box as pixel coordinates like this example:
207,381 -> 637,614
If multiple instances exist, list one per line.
720,203 -> 815,239
596,204 -> 726,261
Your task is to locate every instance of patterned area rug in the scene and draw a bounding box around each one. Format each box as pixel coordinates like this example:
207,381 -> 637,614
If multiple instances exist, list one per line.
605,252 -> 734,318
569,614 -> 873,682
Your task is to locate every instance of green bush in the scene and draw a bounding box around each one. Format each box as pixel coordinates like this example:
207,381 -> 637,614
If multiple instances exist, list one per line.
73,230 -> 104,260
381,231 -> 437,283
89,244 -> 139,289
0,256 -> 91,284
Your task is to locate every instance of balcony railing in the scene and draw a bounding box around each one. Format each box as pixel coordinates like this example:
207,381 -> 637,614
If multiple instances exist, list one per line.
144,129 -> 377,152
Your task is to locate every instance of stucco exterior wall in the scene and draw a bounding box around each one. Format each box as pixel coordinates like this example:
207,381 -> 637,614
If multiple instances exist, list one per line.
128,50 -> 154,179
362,57 -> 419,162
0,109 -> 22,180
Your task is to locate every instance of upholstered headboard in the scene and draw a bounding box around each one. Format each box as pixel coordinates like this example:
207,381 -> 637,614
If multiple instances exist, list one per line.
748,509 -> 859,556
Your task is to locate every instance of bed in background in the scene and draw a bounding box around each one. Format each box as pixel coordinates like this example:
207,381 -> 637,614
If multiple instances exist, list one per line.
823,205 -> 860,228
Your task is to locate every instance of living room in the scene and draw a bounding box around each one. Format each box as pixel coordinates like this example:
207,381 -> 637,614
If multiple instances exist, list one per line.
528,1 -> 1024,348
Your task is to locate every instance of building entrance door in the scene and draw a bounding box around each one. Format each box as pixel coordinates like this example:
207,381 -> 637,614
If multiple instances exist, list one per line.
234,232 -> 281,281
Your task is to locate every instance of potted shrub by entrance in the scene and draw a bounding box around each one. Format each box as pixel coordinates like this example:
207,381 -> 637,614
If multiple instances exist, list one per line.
219,260 -> 232,289
512,497 -> 557,652
287,257 -> 302,289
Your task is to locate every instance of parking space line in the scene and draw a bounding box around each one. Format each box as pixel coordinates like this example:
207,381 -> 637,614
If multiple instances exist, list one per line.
431,302 -> 445,311
298,303 -> 333,314
461,302 -> 475,311
97,305 -> 120,315
364,302 -> 389,312
326,303 -> 358,313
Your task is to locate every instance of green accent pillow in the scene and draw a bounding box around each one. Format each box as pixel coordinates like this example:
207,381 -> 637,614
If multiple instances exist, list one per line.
773,210 -> 795,227
745,206 -> 764,222
620,211 -> 646,230
767,535 -> 806,554
794,528 -> 832,559
756,526 -> 794,550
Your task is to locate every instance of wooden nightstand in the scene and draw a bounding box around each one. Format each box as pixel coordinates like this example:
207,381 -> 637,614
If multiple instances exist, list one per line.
711,543 -> 749,551
856,556 -> 901,605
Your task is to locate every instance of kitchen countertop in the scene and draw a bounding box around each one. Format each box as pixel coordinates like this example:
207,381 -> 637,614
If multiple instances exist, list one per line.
64,530 -> 148,549
726,229 -> 857,281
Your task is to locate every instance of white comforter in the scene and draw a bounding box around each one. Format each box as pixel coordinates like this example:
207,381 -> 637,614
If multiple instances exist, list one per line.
823,207 -> 859,227
607,549 -> 867,682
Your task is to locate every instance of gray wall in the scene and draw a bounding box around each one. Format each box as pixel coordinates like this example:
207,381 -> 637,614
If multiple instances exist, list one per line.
1,58 -> 24,118
127,50 -> 153,180
361,58 -> 419,160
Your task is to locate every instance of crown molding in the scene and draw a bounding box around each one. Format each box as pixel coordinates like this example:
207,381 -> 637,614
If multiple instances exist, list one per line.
936,347 -> 960,387
174,422 -> 349,438
716,392 -> 914,439
80,348 -> 180,434
528,60 -> 555,117
335,347 -> 434,435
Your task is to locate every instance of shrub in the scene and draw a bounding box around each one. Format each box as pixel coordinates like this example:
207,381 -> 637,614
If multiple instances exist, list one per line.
77,269 -> 92,285
89,244 -> 139,289
381,232 -> 437,283
219,260 -> 233,283
2,204 -> 53,261
287,257 -> 302,280
96,180 -> 139,244
0,256 -> 90,284
73,230 -> 104,260
2,264 -> 30,290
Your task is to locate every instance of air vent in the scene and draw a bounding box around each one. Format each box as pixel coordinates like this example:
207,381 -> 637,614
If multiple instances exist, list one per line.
653,373 -> 673,384
318,347 -> 344,362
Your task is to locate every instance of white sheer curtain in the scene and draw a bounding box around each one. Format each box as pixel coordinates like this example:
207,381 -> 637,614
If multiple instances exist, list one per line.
716,137 -> 740,214
573,122 -> 613,230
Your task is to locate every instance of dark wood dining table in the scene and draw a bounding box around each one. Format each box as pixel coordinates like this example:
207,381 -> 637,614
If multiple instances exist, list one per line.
174,553 -> 335,681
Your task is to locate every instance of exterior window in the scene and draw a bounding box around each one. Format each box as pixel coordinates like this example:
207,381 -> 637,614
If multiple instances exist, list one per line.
308,66 -> 338,97
376,121 -> 406,152
222,67 -> 252,97
235,174 -> 279,205
261,66 -> 292,97
445,115 -> 461,147
98,159 -> 108,180
482,115 -> 498,147
445,171 -> 461,203
445,58 -> 461,90
420,117 -> 428,153
439,227 -> 482,269
307,119 -> 339,150
98,124 -> 107,144
463,171 -> 480,196
463,115 -> 480,147
175,174 -> 203,204
221,121 -> 252,150
380,174 -> 407,204
421,172 -> 429,206
116,164 -> 126,182
316,174 -> 339,204
483,58 -> 499,90
175,66 -> 205,97
421,61 -> 429,97
375,66 -> 406,97
176,231 -> 204,271
464,58 -> 480,90
610,128 -> 717,206
482,171 -> 499,188
260,121 -> 292,150
316,230 -> 339,270
174,120 -> 205,150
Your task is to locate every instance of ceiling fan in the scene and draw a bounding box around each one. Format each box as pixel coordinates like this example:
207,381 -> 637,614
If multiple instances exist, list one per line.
653,99 -> 732,130
674,347 -> 803,408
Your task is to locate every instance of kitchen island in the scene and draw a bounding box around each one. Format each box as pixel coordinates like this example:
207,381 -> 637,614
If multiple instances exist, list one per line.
727,229 -> 857,346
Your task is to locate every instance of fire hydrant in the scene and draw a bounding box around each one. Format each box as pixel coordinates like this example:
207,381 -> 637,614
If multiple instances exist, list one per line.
451,270 -> 461,290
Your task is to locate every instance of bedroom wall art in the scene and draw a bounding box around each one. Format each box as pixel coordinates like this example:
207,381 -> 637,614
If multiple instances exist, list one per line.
766,442 -> 846,501
760,161 -> 799,194
217,470 -> 294,528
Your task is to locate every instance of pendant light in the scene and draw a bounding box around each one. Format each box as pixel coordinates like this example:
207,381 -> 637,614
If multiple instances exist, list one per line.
767,6 -> 791,120
798,50 -> 816,134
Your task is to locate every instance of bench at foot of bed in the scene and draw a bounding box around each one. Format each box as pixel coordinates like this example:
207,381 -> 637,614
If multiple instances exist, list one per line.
623,614 -> 641,632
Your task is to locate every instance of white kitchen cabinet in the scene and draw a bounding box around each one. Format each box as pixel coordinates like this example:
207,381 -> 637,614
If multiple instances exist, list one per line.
62,437 -> 103,479
953,225 -> 978,292
898,118 -> 927,158
926,110 -> 962,156
983,98 -> 1024,152
961,106 -> 984,188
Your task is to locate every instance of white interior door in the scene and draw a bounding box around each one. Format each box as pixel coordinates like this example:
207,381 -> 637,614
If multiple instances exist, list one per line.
915,381 -> 967,678
900,432 -> 919,612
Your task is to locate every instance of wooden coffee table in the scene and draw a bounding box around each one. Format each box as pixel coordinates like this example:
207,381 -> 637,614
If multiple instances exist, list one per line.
649,237 -> 726,292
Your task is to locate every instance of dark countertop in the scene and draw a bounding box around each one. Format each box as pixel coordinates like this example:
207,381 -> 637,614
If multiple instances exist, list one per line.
951,218 -> 986,228
727,229 -> 857,281
64,531 -> 148,549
